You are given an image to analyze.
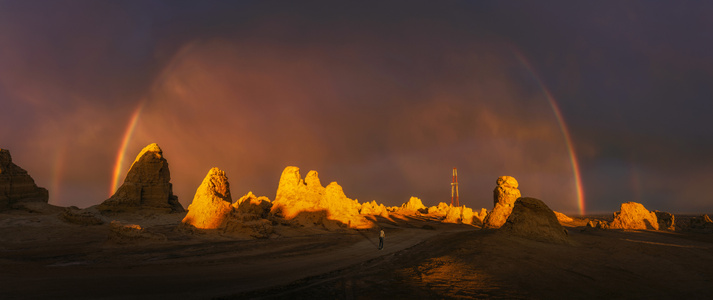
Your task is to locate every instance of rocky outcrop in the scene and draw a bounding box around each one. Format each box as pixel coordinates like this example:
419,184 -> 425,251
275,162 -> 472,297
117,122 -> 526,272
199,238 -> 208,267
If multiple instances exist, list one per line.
98,143 -> 183,214
359,200 -> 389,218
396,197 -> 427,215
500,197 -> 569,244
220,191 -> 274,238
609,202 -> 659,230
60,206 -> 104,226
654,210 -> 675,231
270,166 -> 370,229
182,168 -> 233,229
474,208 -> 488,225
482,176 -> 521,229
554,211 -> 574,224
108,221 -> 166,244
687,214 -> 713,233
0,149 -> 49,211
444,205 -> 475,224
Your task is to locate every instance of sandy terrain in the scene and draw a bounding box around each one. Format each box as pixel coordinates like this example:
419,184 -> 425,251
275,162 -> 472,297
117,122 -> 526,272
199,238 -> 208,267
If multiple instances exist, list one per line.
1,206 -> 712,299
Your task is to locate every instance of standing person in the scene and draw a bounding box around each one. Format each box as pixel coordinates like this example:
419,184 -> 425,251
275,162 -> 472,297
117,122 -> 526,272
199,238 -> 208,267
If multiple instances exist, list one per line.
378,229 -> 385,250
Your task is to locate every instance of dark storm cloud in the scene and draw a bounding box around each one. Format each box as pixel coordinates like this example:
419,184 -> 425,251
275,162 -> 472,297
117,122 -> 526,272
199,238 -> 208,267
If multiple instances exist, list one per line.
1,1 -> 712,214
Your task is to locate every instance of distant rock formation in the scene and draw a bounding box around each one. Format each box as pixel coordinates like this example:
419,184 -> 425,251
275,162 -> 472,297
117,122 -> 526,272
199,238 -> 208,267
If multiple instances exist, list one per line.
60,206 -> 104,226
474,208 -> 488,225
98,143 -> 184,214
396,196 -> 427,215
609,202 -> 659,230
482,176 -> 521,229
500,197 -> 569,244
687,214 -> 713,233
0,148 -> 49,211
359,200 -> 389,218
182,168 -> 233,229
221,192 -> 274,239
270,166 -> 371,229
554,211 -> 574,224
654,210 -> 675,231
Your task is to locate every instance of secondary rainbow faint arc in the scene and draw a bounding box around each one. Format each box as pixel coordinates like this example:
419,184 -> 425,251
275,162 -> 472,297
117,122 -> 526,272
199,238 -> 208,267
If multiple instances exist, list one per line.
513,52 -> 586,215
110,102 -> 144,196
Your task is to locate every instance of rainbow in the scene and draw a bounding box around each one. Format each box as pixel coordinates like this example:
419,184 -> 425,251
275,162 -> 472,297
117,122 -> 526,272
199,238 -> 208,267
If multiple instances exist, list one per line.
513,51 -> 586,215
109,102 -> 144,196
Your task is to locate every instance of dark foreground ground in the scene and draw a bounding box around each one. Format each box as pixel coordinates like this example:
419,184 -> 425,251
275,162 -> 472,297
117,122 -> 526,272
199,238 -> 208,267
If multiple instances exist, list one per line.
1,207 -> 712,299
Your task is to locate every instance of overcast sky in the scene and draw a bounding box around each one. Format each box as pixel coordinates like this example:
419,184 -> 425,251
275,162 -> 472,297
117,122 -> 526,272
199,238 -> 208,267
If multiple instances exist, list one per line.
1,1 -> 712,215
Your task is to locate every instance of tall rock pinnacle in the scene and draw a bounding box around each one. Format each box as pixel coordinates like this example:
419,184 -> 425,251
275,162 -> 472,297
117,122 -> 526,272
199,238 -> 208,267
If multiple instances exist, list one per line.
182,167 -> 233,229
482,176 -> 521,229
0,149 -> 49,210
98,143 -> 184,214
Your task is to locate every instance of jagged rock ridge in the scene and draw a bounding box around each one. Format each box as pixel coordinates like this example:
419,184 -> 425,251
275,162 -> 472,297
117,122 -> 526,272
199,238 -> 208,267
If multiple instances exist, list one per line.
270,166 -> 371,229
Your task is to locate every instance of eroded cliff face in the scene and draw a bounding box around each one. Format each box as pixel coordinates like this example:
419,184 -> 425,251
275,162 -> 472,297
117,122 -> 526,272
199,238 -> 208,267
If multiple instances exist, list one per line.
0,149 -> 49,211
98,143 -> 183,214
270,166 -> 371,229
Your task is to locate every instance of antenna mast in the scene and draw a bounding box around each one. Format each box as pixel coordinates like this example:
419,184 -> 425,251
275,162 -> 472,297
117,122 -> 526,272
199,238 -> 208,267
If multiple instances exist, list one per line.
451,168 -> 459,206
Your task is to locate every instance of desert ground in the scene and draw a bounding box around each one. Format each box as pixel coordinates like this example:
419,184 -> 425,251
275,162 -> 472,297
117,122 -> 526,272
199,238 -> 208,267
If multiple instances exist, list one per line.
1,203 -> 712,300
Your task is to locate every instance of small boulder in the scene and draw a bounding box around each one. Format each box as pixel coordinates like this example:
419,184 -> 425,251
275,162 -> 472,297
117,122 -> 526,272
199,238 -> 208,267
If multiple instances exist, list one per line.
500,197 -> 569,244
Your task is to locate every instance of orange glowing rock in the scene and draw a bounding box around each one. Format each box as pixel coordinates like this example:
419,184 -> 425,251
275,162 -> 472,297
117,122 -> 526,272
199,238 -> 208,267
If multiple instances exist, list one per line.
99,143 -> 183,214
182,167 -> 233,229
396,197 -> 427,215
359,200 -> 389,218
554,211 -> 574,224
270,166 -> 371,229
233,191 -> 271,219
0,148 -> 49,211
609,202 -> 659,230
483,176 -> 521,229
426,202 -> 480,225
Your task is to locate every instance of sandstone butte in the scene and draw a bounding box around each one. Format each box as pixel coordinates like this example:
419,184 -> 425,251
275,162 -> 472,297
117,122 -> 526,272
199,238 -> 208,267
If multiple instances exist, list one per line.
182,167 -> 233,229
482,176 -> 521,229
500,197 -> 569,244
609,202 -> 659,230
270,166 -> 372,229
0,148 -> 49,211
98,143 -> 184,214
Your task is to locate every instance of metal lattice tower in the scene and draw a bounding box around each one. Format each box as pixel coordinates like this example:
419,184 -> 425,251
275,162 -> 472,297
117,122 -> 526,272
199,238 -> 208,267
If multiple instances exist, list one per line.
451,168 -> 459,207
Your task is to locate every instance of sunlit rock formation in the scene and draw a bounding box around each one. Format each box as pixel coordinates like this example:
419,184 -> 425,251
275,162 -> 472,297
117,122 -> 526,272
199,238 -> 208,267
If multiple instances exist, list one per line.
220,192 -> 274,239
270,166 -> 371,229
609,202 -> 659,230
182,168 -> 233,229
501,197 -> 569,244
98,143 -> 184,214
359,200 -> 389,218
482,176 -> 521,229
0,148 -> 49,211
395,196 -> 427,215
554,211 -> 574,224
426,202 -> 478,225
654,210 -> 675,231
